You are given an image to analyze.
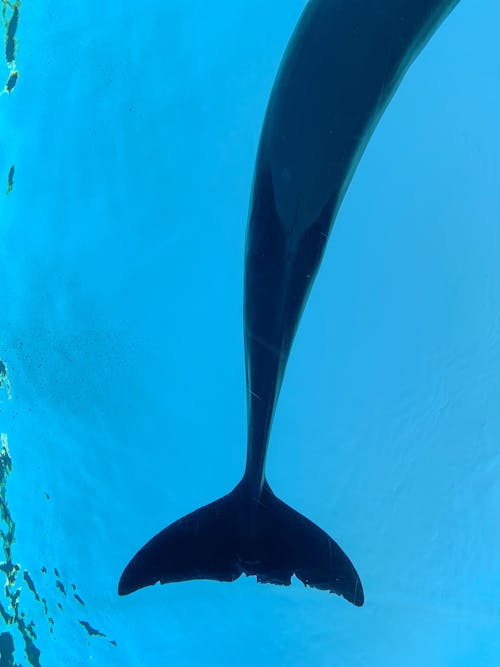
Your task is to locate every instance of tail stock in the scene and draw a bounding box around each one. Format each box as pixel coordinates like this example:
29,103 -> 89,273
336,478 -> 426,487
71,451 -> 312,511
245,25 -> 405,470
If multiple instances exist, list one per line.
118,480 -> 363,606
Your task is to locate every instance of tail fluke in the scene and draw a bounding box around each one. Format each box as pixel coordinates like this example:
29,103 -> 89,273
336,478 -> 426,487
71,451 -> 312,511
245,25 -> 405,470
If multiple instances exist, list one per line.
118,481 -> 363,606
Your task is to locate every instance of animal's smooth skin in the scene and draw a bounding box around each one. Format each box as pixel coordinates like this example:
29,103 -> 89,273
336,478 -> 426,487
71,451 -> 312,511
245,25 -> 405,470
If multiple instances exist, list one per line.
119,0 -> 460,606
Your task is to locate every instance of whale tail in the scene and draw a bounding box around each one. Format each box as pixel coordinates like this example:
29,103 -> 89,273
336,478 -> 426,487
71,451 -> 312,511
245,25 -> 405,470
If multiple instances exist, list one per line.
118,480 -> 363,606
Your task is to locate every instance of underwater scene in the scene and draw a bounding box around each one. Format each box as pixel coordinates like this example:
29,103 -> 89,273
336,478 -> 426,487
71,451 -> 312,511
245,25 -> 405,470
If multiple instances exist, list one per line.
0,1 -> 499,665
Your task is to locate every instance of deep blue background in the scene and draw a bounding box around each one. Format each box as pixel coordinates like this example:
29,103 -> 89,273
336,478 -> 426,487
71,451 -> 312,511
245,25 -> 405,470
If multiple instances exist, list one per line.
1,1 -> 499,665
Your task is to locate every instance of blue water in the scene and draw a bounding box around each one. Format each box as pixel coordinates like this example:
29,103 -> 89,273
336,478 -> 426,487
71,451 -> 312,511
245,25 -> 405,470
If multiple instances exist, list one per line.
1,1 -> 499,665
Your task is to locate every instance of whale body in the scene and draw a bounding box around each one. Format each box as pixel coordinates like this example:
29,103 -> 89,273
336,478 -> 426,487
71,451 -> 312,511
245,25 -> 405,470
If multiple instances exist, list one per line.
119,0 -> 460,606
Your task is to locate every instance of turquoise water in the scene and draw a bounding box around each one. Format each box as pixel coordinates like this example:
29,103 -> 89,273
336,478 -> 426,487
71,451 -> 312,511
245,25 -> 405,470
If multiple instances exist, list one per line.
1,1 -> 499,665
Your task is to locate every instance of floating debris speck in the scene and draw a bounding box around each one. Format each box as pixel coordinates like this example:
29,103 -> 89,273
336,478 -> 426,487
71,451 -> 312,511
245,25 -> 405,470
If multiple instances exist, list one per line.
6,164 -> 14,194
23,571 -> 40,602
79,620 -> 106,639
0,359 -> 12,398
4,68 -> 17,93
4,4 -> 19,65
55,579 -> 66,597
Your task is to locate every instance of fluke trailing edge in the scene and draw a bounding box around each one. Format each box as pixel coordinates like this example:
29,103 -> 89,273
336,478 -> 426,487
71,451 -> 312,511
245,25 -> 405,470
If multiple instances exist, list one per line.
119,0 -> 460,606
